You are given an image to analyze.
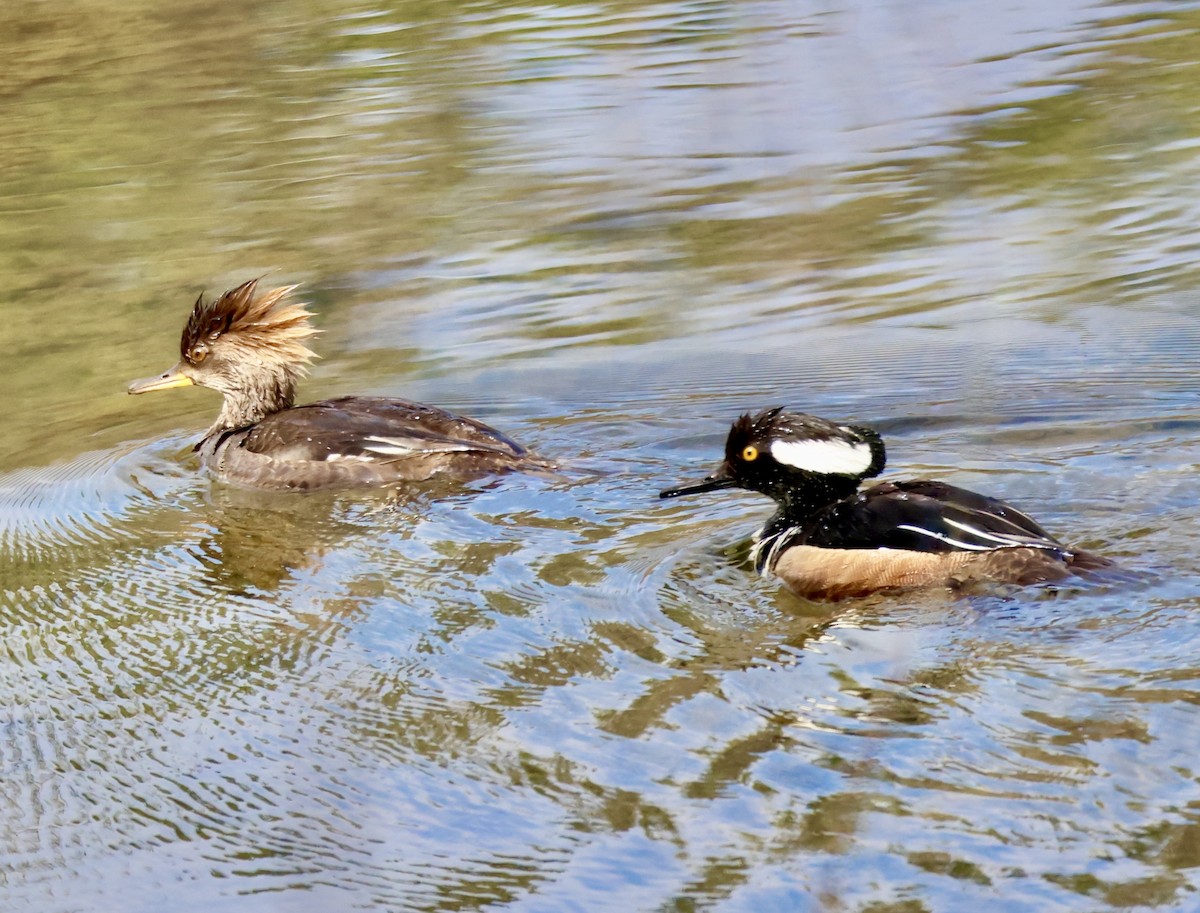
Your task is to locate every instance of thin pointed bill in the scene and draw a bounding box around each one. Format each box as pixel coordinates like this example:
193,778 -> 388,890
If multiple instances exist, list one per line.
659,468 -> 738,500
128,364 -> 194,395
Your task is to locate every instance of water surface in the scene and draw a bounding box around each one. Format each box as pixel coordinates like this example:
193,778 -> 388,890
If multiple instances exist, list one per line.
4,1 -> 1200,911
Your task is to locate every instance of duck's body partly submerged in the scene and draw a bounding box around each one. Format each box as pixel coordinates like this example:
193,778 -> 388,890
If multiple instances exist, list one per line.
129,279 -> 551,490
197,394 -> 546,491
661,408 -> 1110,600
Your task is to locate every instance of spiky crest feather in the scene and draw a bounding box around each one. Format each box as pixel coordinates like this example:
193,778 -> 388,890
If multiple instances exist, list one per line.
181,278 -> 317,370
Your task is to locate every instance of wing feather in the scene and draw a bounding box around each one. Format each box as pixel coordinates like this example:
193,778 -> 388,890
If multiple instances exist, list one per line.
238,395 -> 528,464
803,480 -> 1069,556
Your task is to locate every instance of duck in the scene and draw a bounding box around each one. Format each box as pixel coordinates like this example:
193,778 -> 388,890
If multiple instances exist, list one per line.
128,278 -> 553,490
659,407 -> 1111,600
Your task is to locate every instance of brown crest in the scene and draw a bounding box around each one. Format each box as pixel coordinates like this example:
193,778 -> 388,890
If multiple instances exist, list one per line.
180,278 -> 317,366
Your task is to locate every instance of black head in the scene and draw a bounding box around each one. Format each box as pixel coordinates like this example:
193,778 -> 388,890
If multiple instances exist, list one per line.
660,407 -> 886,504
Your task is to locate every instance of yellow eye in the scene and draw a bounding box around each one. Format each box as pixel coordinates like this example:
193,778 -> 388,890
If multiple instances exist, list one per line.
189,345 -> 208,365
742,445 -> 759,461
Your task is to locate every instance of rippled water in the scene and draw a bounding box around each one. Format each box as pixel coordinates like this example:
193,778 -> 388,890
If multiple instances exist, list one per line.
5,1 -> 1200,911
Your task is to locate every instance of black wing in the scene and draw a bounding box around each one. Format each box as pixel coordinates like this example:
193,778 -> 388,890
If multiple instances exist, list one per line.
804,480 -> 1068,555
239,395 -> 528,463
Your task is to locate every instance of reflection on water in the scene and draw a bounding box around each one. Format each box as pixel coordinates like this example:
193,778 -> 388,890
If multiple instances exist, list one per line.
4,0 -> 1200,910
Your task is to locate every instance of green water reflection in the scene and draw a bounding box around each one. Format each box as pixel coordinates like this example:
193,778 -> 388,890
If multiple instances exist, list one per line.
4,1 -> 1200,911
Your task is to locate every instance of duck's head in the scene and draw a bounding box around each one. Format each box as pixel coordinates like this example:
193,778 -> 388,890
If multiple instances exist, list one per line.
660,407 -> 886,504
129,278 -> 317,398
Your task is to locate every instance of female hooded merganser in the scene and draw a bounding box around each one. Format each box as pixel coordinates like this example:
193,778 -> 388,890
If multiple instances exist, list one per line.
660,407 -> 1111,600
128,278 -> 552,490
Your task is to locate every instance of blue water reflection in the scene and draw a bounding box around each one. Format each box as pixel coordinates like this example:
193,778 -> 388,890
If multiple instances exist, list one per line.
4,1 -> 1200,911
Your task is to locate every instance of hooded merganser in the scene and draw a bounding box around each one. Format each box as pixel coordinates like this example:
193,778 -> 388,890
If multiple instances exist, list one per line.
660,407 -> 1111,600
128,278 -> 552,490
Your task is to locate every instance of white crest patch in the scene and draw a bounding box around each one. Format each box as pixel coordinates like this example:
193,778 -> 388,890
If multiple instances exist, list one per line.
769,438 -> 873,476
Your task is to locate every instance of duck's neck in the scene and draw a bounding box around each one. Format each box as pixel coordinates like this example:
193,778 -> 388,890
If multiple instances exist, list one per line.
753,475 -> 863,573
776,474 -> 861,521
207,373 -> 297,438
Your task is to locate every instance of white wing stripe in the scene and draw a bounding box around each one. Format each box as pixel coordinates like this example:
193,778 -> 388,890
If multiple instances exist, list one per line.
363,436 -> 420,456
942,517 -> 1058,549
363,435 -> 475,457
943,517 -> 1027,546
895,524 -> 995,552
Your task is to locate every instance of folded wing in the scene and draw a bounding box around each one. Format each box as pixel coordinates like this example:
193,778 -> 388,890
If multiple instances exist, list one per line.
238,395 -> 529,463
807,480 -> 1069,556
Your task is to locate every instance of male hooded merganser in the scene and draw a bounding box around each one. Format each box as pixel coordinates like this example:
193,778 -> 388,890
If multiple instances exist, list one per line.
660,407 -> 1111,600
128,278 -> 552,490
